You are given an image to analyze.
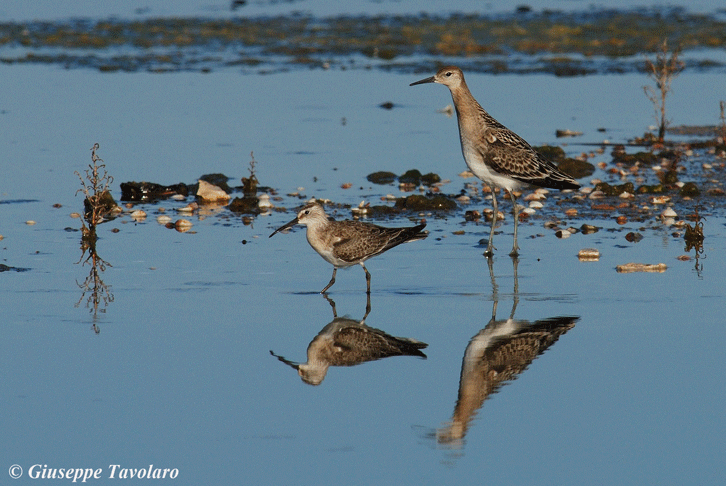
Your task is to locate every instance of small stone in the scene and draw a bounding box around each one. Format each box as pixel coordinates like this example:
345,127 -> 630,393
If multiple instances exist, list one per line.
625,232 -> 643,243
258,194 -> 273,209
577,248 -> 600,261
524,192 -> 546,201
616,263 -> 667,273
177,202 -> 199,213
521,207 -> 536,215
661,208 -> 677,218
130,209 -> 147,221
70,212 -> 82,219
528,201 -> 544,209
555,229 -> 571,238
565,208 -> 578,217
616,216 -> 627,225
197,179 -> 230,203
175,219 -> 193,232
157,215 -> 172,224
26,220 -> 36,225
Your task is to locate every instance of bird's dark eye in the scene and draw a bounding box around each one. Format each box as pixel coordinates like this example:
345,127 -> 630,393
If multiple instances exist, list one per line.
445,71 -> 452,77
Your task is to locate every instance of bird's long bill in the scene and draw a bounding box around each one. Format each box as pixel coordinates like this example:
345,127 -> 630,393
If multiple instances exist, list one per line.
410,75 -> 435,86
269,216 -> 298,238
269,350 -> 300,370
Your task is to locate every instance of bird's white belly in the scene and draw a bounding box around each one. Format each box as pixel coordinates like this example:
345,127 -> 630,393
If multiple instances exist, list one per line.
307,232 -> 354,268
461,142 -> 521,192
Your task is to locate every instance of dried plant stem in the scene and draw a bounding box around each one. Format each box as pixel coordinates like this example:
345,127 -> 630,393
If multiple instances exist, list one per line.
643,39 -> 684,142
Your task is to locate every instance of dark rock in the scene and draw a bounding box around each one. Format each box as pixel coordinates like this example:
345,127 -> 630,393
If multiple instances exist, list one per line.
660,170 -> 679,184
120,181 -> 189,202
679,182 -> 700,197
229,196 -> 260,214
625,232 -> 643,243
534,145 -> 566,162
557,158 -> 596,179
366,171 -> 397,185
394,194 -> 457,211
594,181 -> 634,196
420,172 -> 442,186
83,190 -> 120,223
0,264 -> 30,272
636,183 -> 665,194
398,169 -> 422,185
611,147 -> 657,165
379,101 -> 395,110
200,173 -> 232,193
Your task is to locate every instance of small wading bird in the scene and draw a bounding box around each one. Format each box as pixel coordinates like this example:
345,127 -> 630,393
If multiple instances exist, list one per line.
269,202 -> 427,293
410,66 -> 580,257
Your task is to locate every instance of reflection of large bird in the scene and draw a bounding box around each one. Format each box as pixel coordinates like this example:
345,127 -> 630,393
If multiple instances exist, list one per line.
271,316 -> 427,386
437,316 -> 577,446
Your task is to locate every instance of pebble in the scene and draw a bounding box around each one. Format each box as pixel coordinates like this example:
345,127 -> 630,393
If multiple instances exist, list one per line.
258,194 -> 273,209
26,220 -> 36,225
661,208 -> 677,218
616,262 -> 667,273
555,229 -> 571,239
616,216 -> 627,225
171,194 -> 186,201
565,208 -> 578,217
130,209 -> 147,220
521,207 -> 536,215
651,196 -> 671,205
528,201 -> 544,209
157,215 -> 172,224
197,180 -> 230,203
174,219 -> 193,232
524,192 -> 545,201
577,248 -> 600,261
177,202 -> 199,213
70,212 -> 81,219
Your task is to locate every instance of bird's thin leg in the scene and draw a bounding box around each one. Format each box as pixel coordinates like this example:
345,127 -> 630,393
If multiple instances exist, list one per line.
510,256 -> 520,318
322,293 -> 337,317
320,268 -> 337,294
361,262 -> 372,294
363,292 -> 371,322
485,185 -> 498,257
509,190 -> 520,257
487,256 -> 498,321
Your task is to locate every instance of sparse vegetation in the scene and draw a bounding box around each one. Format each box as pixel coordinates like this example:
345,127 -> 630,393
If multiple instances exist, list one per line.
75,143 -> 117,229
74,143 -> 115,333
643,39 -> 685,143
242,151 -> 259,197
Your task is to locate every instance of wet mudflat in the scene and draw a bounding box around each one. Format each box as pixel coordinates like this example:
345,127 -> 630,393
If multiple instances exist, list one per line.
1,3 -> 726,485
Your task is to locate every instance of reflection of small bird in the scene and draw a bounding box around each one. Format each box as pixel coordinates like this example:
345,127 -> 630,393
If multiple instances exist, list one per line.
410,66 -> 579,256
269,202 -> 427,294
270,297 -> 427,386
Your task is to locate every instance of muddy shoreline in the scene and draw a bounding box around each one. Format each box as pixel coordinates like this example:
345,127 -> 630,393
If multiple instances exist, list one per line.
2,8 -> 725,74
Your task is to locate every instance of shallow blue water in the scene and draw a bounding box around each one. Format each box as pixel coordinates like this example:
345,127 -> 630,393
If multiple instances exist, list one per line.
1,42 -> 725,486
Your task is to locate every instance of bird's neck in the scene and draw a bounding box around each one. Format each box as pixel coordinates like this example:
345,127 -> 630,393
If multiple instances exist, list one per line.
450,82 -> 487,124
